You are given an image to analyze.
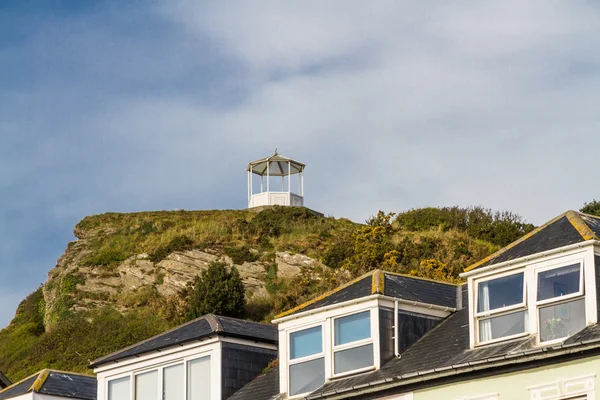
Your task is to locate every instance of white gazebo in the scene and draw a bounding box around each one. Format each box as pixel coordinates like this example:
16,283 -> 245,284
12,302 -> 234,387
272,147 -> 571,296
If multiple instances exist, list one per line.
247,150 -> 305,208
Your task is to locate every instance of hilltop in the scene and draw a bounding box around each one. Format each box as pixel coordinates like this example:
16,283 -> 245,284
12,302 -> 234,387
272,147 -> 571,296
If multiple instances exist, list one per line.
0,206 -> 534,380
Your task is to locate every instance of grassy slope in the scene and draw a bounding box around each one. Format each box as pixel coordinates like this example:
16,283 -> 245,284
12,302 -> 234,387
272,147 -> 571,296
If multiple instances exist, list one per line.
0,207 -> 510,381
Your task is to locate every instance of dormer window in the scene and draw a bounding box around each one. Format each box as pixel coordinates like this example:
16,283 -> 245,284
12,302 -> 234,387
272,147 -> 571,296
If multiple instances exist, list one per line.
288,325 -> 325,397
536,263 -> 585,343
333,311 -> 373,375
476,272 -> 527,343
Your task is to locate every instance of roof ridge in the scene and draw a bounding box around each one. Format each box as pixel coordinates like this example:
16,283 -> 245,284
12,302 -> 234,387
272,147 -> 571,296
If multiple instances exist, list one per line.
566,210 -> 598,241
29,369 -> 49,393
215,315 -> 276,328
0,371 -> 43,394
464,210 -> 570,273
206,314 -> 223,332
274,269 -> 379,319
382,271 -> 459,286
44,370 -> 96,378
90,314 -> 212,367
371,270 -> 385,294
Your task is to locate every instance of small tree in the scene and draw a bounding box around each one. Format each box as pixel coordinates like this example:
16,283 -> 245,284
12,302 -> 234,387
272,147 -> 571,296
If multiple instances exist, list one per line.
580,200 -> 600,216
186,261 -> 246,319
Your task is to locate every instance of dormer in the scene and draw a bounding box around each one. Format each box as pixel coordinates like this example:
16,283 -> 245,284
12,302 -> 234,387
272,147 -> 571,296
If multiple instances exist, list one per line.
91,314 -> 277,400
271,270 -> 458,398
461,210 -> 600,348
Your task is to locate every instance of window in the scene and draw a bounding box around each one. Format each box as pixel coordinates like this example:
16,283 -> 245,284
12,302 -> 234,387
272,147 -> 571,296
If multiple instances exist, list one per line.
108,376 -> 130,400
536,263 -> 585,343
135,371 -> 157,400
187,357 -> 210,400
332,311 -> 374,375
289,325 -> 325,397
476,272 -> 527,343
108,355 -> 211,400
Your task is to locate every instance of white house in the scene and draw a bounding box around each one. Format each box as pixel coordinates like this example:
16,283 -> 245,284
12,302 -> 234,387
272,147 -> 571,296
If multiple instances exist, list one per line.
90,314 -> 277,400
0,369 -> 96,400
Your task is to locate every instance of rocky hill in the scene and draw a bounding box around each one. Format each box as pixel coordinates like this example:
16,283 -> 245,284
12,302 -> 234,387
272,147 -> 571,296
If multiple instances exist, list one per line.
0,206 -> 534,381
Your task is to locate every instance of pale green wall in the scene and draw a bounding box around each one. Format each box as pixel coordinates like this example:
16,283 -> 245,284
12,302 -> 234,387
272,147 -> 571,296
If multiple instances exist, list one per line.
414,355 -> 600,400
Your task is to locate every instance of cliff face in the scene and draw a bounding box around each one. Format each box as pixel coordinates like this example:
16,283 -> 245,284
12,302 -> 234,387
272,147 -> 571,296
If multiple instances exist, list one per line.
42,208 -> 340,329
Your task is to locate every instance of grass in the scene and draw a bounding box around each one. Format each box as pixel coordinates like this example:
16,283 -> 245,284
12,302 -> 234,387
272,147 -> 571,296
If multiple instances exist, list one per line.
76,208 -> 357,268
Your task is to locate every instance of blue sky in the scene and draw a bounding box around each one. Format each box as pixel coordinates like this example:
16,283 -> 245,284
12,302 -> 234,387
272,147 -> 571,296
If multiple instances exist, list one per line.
1,1 -> 600,328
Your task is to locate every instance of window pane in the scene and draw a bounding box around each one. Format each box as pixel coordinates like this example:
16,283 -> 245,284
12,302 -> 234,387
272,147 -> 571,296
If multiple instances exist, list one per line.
290,326 -> 322,359
539,298 -> 586,342
334,343 -> 374,374
163,364 -> 184,400
187,356 -> 210,400
289,357 -> 325,396
109,376 -> 130,400
334,311 -> 371,346
136,371 -> 157,400
477,273 -> 524,313
538,264 -> 581,301
479,310 -> 527,342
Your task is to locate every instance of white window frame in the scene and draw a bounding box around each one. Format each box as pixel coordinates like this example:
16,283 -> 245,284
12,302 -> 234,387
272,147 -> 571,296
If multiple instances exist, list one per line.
330,310 -> 375,378
106,352 -> 212,400
287,321 -> 326,399
534,260 -> 585,345
474,269 -> 528,345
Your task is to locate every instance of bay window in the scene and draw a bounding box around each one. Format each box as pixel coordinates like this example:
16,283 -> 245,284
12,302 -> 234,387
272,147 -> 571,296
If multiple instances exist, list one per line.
476,272 -> 527,343
536,263 -> 585,343
288,325 -> 325,397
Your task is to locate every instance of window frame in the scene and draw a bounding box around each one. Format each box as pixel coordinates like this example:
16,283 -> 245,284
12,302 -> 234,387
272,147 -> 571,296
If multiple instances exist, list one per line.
474,270 -> 527,318
534,262 -> 584,307
106,353 -> 213,400
534,260 -> 586,345
330,310 -> 375,378
287,321 -> 326,399
473,270 -> 528,345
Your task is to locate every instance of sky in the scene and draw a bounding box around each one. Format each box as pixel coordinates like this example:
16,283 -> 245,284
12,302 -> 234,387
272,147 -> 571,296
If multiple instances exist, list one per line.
1,1 -> 600,328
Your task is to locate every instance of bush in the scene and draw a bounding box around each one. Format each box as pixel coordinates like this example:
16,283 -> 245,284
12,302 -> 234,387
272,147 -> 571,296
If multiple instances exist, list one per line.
224,245 -> 258,265
184,262 -> 246,319
249,206 -> 320,238
581,200 -> 600,216
395,206 -> 534,247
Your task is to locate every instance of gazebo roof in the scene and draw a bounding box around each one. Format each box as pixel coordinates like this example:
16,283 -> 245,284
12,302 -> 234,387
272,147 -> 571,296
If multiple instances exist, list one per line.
247,151 -> 305,176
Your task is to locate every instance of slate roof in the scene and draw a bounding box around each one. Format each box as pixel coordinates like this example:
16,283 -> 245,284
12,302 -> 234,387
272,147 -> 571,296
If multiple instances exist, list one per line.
228,366 -> 280,400
0,373 -> 9,390
465,210 -> 600,272
0,370 -> 96,400
90,314 -> 277,368
233,308 -> 600,400
275,270 -> 457,319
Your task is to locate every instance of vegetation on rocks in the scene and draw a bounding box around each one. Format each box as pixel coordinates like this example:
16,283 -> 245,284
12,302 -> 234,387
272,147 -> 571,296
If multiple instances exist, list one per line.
0,205 -> 535,381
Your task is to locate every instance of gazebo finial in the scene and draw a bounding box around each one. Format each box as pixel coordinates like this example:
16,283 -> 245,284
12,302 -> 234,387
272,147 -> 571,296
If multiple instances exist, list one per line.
274,147 -> 278,156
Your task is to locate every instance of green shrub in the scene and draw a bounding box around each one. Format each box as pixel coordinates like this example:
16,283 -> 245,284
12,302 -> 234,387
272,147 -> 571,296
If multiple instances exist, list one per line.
581,199 -> 600,216
184,262 -> 246,319
224,245 -> 258,265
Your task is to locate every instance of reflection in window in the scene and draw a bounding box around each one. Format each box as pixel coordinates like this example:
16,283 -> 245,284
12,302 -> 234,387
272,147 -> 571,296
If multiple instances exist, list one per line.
136,370 -> 157,400
479,310 -> 527,342
187,356 -> 210,400
334,311 -> 370,345
108,376 -> 130,400
289,357 -> 325,396
163,364 -> 184,400
538,264 -> 580,301
539,298 -> 586,342
333,344 -> 374,374
290,326 -> 322,359
478,273 -> 524,313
